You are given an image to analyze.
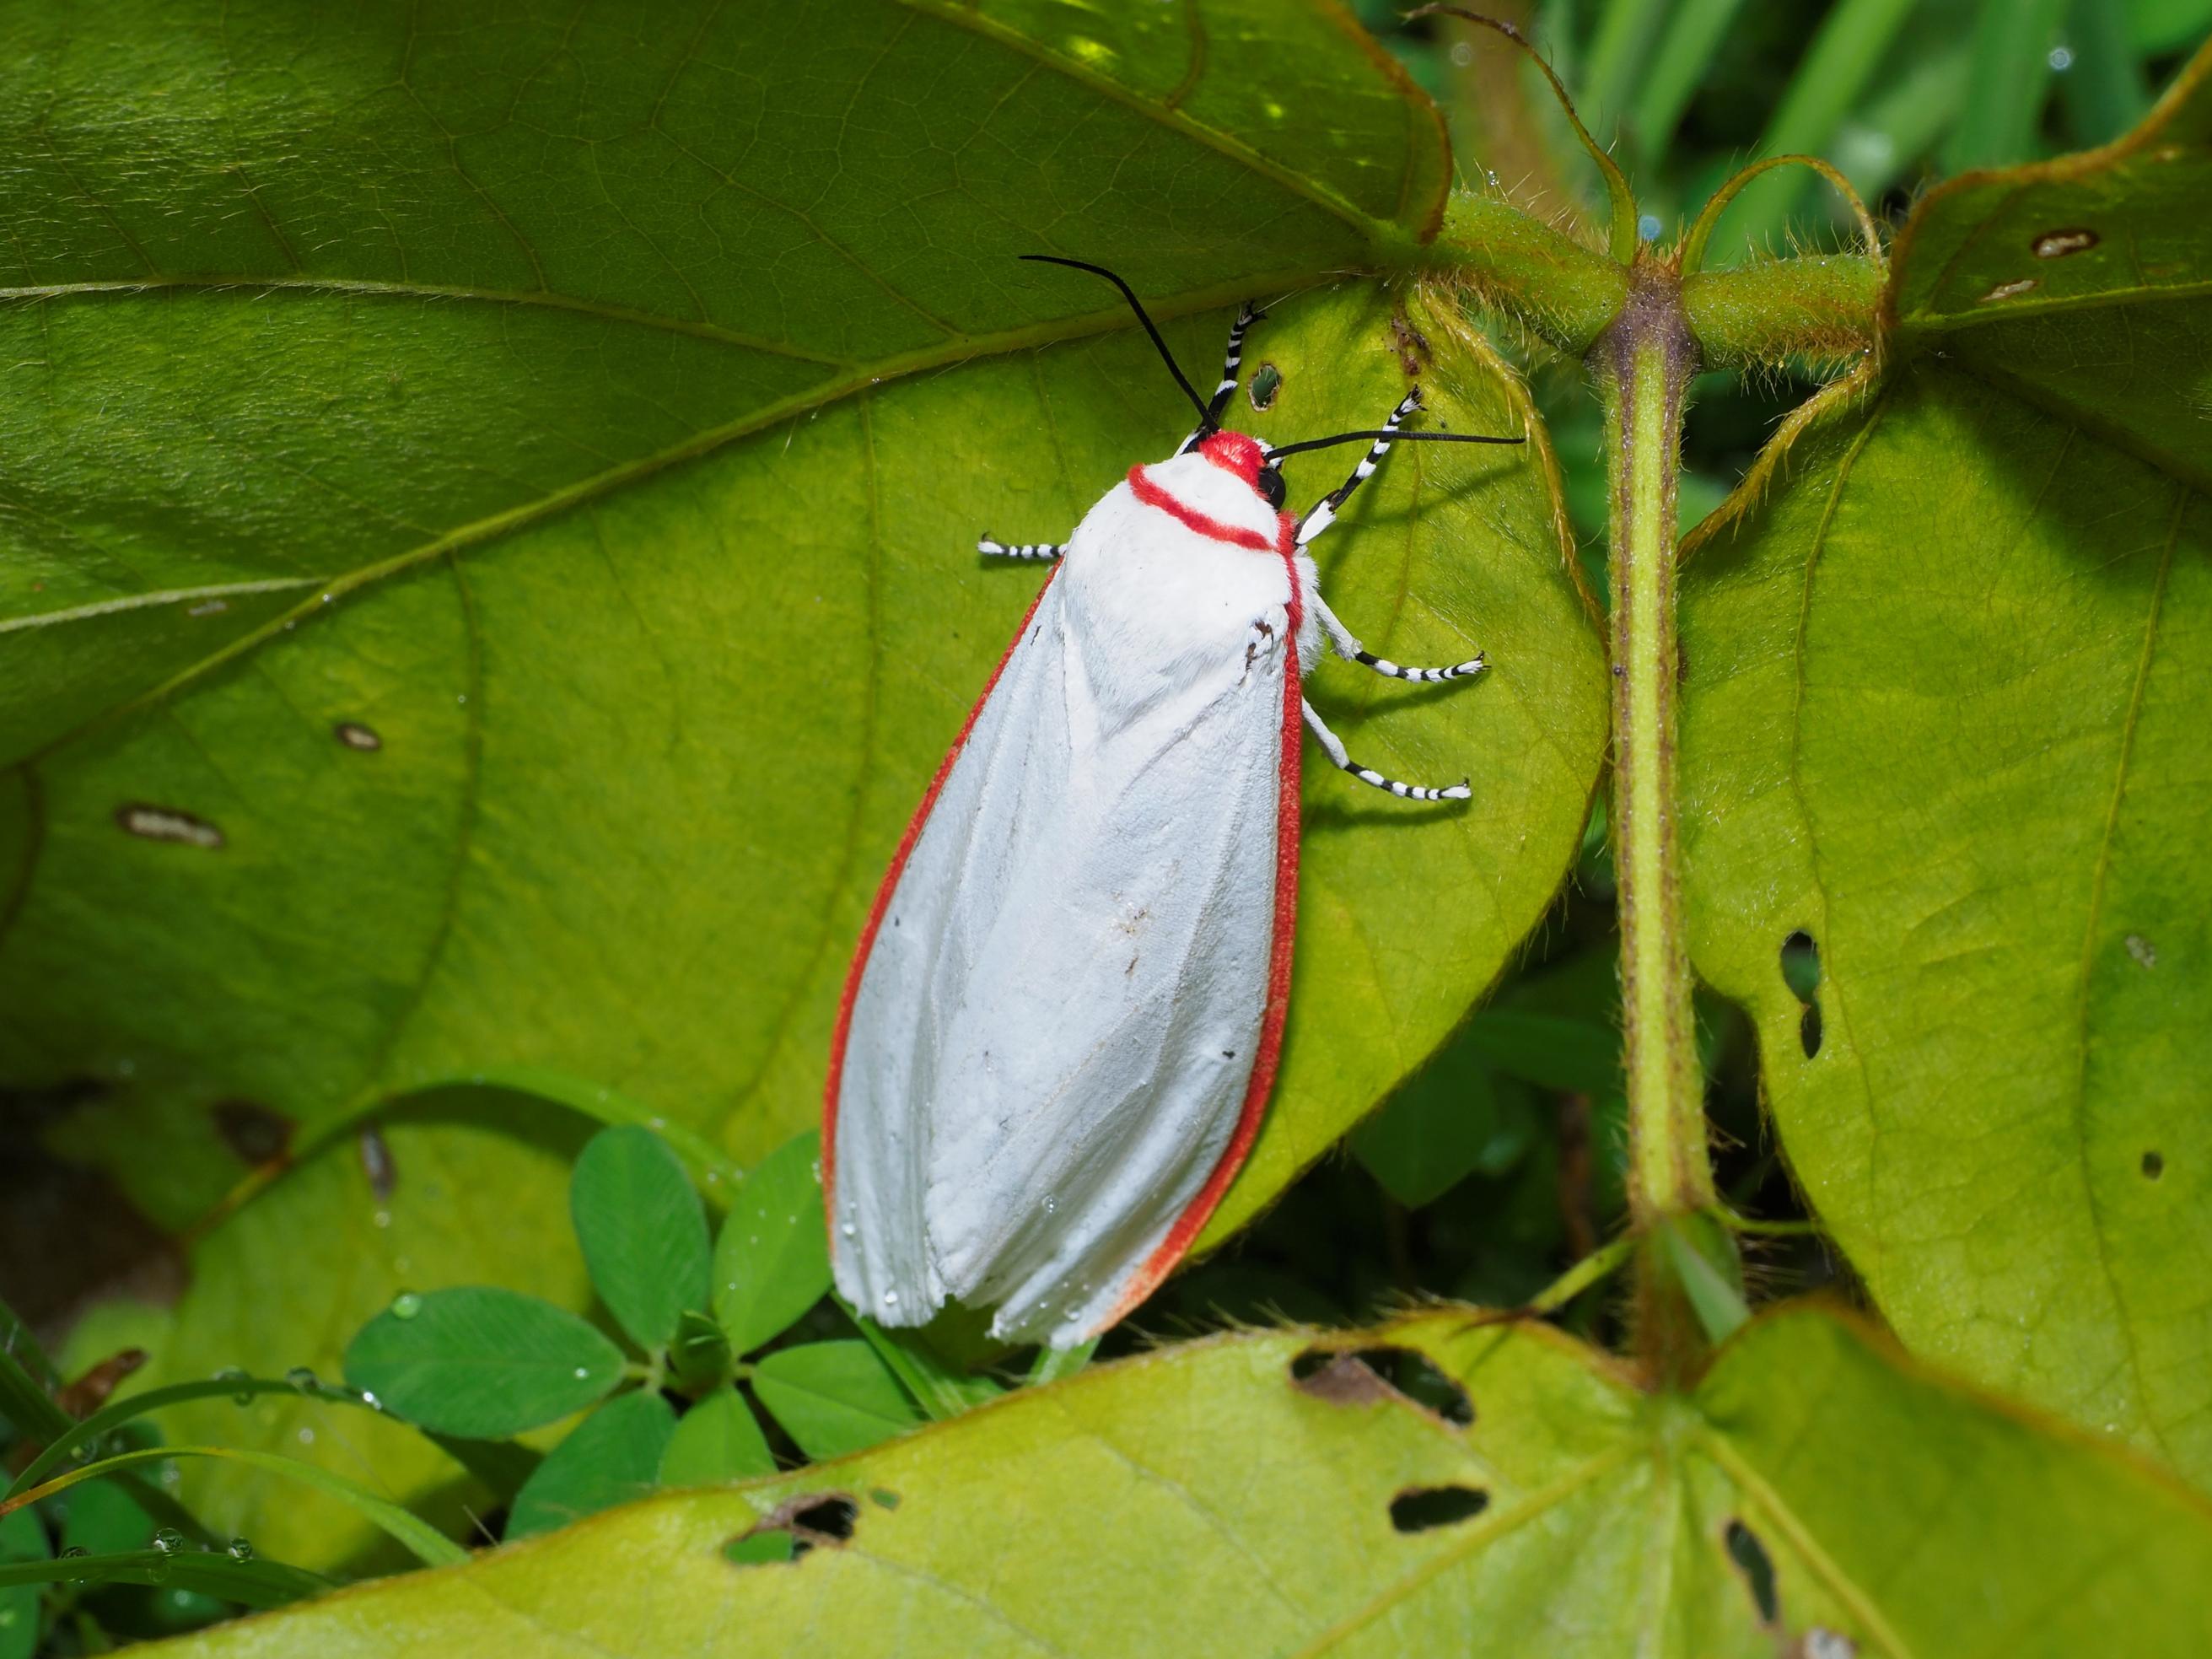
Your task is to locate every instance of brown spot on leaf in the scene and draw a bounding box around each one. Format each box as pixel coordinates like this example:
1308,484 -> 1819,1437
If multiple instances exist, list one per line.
211,1099 -> 295,1167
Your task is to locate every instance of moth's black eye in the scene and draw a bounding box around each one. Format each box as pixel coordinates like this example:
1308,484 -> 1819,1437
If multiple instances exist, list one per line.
1256,467 -> 1285,509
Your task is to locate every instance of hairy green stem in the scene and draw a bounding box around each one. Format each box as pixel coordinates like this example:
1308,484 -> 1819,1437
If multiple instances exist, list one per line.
1427,190 -> 1629,358
1593,261 -> 1714,1232
1683,253 -> 1885,369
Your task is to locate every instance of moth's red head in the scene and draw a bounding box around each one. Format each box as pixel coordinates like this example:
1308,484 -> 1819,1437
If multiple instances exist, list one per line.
1197,429 -> 1267,483
1197,429 -> 1287,509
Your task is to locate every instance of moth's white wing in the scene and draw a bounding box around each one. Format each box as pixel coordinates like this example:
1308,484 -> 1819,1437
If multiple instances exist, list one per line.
829,477 -> 1297,1346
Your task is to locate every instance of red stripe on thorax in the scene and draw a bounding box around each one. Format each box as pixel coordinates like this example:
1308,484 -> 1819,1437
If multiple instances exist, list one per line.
1127,466 -> 1289,552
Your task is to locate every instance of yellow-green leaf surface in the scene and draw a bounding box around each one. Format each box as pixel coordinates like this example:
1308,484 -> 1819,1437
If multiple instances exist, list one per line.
143,1306 -> 2212,1657
0,1 -> 1603,1565
1682,46 -> 2212,1481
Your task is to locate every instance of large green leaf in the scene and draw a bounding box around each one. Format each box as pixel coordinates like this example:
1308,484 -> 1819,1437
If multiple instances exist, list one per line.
1682,48 -> 2212,1481
140,1305 -> 2212,1656
0,1 -> 1604,1565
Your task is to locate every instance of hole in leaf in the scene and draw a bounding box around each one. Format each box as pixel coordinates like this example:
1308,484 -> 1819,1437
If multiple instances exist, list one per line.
729,1494 -> 859,1565
1388,1484 -> 1489,1533
1247,361 -> 1282,411
2142,1150 -> 2165,1180
1289,1345 -> 1472,1426
1724,1517 -> 1779,1624
1779,932 -> 1824,1059
1779,931 -> 1822,1000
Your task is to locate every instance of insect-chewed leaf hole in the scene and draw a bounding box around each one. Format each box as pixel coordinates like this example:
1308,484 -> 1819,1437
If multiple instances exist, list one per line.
1724,1517 -> 1779,1624
1779,930 -> 1822,999
726,1494 -> 860,1566
1387,1484 -> 1489,1533
1247,361 -> 1283,410
1779,930 -> 1824,1058
1288,1344 -> 1473,1427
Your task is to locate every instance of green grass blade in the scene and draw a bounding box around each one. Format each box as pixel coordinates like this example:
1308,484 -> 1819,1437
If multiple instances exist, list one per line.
7,1376 -> 385,1500
1583,0 -> 1676,141
1632,0 -> 1753,163
2060,0 -> 2153,144
3,1446 -> 466,1569
848,1315 -> 1002,1421
1712,0 -> 1920,258
1946,0 -> 2069,168
0,1307 -> 68,1442
0,1547 -> 330,1610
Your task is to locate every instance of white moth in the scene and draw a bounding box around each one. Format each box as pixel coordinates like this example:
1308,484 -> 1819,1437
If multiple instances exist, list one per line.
826,259 -> 1517,1347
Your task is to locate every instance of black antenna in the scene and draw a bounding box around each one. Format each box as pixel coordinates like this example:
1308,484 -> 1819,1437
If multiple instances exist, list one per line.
1020,255 -> 1212,428
1264,429 -> 1524,461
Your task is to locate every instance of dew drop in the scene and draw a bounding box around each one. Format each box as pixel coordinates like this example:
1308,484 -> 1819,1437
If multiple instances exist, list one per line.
1042,1195 -> 1058,1215
151,1527 -> 185,1554
297,1426 -> 315,1445
840,1222 -> 857,1237
573,1366 -> 589,1379
214,1365 -> 253,1406
227,1537 -> 255,1562
285,1365 -> 320,1395
390,1290 -> 422,1320
881,1290 -> 901,1306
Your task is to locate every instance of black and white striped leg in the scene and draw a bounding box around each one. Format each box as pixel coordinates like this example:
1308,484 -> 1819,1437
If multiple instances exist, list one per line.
1311,591 -> 1486,683
1301,698 -> 1470,802
977,535 -> 1065,562
1176,299 -> 1267,453
1294,387 -> 1422,549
